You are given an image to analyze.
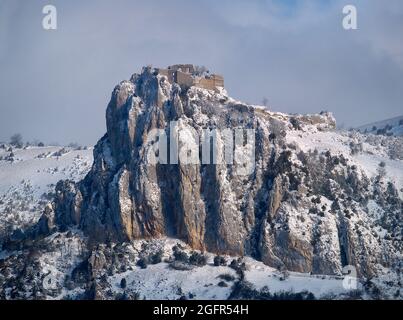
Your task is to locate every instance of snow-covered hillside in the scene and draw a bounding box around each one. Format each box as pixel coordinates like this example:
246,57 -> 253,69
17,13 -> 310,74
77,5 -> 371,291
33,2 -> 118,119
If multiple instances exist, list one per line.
0,139 -> 398,300
0,145 -> 93,243
286,130 -> 403,197
0,131 -> 401,300
1,235 -> 399,300
0,66 -> 402,301
356,115 -> 403,137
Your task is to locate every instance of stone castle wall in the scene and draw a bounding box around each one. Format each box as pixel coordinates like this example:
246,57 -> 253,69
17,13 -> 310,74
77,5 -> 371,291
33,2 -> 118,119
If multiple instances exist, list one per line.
156,65 -> 224,91
176,70 -> 194,88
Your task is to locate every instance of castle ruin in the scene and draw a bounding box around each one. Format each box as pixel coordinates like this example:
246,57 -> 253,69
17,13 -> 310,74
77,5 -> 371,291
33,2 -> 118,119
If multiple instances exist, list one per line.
156,64 -> 224,91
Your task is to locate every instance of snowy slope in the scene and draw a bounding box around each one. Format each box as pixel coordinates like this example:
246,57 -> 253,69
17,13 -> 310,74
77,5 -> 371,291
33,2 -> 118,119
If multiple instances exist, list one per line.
286,130 -> 403,197
37,237 -> 367,300
356,115 -> 403,137
0,145 -> 93,238
40,237 -> 403,300
107,258 -> 349,300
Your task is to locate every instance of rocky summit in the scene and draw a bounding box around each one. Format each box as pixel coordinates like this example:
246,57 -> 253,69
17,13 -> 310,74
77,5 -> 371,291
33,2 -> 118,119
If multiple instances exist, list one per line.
2,65 -> 402,300
36,65 -> 401,279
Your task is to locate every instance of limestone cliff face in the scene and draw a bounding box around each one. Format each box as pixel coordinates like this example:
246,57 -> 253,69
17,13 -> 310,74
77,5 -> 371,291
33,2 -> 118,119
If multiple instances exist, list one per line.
48,66 -> 401,277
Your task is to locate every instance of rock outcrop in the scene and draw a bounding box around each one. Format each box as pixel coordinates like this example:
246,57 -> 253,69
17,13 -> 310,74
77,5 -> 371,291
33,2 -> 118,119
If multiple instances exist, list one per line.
45,66 -> 402,277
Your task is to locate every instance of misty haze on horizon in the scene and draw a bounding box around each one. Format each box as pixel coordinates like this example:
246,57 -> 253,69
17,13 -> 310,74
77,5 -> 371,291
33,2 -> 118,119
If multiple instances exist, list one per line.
0,0 -> 402,145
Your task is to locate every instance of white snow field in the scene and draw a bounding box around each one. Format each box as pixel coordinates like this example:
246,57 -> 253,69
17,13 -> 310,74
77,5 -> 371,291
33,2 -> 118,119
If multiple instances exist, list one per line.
356,115 -> 403,137
0,145 -> 93,235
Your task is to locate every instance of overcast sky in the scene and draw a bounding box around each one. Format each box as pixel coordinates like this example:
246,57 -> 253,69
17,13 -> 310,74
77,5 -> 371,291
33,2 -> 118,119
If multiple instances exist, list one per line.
0,0 -> 402,145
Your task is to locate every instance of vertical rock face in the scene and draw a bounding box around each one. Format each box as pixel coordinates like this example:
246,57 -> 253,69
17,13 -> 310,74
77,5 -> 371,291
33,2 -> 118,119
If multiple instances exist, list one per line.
50,66 -> 402,277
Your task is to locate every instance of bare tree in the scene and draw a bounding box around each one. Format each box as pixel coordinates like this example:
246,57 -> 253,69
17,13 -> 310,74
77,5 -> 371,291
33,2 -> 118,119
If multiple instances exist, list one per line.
194,65 -> 208,76
262,97 -> 269,107
10,133 -> 23,148
377,161 -> 386,179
